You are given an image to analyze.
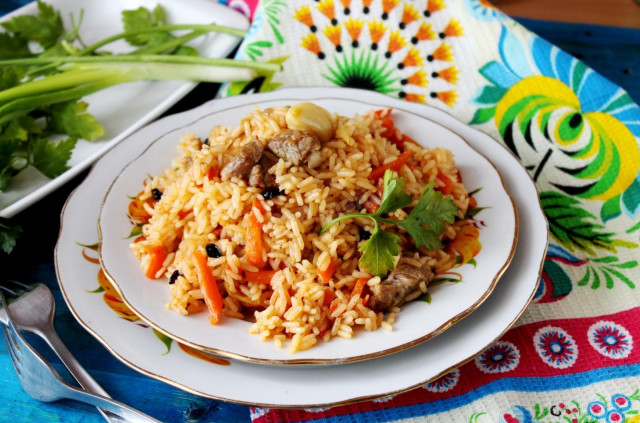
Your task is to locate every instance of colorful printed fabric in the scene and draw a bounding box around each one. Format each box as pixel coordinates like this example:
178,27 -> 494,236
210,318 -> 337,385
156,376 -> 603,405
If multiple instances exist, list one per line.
219,0 -> 261,20
227,1 -> 640,422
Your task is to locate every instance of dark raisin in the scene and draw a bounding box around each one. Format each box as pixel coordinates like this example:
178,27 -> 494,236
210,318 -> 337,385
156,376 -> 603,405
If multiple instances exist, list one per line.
261,187 -> 285,200
151,188 -> 163,201
169,270 -> 180,284
206,243 -> 222,258
359,227 -> 371,240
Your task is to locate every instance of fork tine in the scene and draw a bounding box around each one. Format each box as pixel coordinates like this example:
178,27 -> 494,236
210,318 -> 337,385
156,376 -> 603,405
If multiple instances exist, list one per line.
3,322 -> 22,374
0,279 -> 33,298
1,322 -> 21,374
1,290 -> 22,374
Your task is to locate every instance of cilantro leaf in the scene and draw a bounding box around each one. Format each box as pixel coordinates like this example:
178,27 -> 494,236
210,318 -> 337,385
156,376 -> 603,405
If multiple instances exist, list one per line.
0,67 -> 27,90
396,183 -> 458,248
152,4 -> 168,26
39,41 -> 74,58
30,137 -> 76,178
0,138 -> 21,191
359,225 -> 402,277
2,1 -> 64,48
49,100 -> 104,141
0,121 -> 29,144
396,218 -> 443,250
0,33 -> 31,59
321,170 -> 460,276
174,45 -> 199,56
122,5 -> 171,47
374,169 -> 412,216
0,138 -> 21,170
0,114 -> 40,145
0,219 -> 22,254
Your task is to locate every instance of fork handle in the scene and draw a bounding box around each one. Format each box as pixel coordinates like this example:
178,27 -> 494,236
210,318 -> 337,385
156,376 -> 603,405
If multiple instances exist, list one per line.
65,384 -> 161,423
37,327 -> 125,422
37,327 -> 112,397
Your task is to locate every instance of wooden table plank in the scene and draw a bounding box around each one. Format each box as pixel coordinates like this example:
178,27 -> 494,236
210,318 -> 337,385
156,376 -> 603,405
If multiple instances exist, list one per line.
495,0 -> 640,29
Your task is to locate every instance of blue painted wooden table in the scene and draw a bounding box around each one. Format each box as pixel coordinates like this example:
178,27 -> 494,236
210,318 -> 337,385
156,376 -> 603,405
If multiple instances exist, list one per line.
1,2 -> 639,421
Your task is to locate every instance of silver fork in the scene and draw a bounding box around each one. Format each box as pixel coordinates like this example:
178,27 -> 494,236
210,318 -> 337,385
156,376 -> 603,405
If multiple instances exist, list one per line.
0,281 -> 121,422
1,284 -> 160,423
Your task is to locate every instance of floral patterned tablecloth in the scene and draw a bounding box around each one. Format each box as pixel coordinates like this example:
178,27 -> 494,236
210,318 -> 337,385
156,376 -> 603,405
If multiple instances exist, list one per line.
218,0 -> 640,422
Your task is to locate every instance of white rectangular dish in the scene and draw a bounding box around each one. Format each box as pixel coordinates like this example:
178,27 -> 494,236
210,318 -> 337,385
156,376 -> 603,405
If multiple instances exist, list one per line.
0,0 -> 248,218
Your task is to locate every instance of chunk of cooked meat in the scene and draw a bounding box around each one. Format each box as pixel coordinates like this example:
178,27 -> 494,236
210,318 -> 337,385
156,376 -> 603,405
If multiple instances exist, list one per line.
248,151 -> 278,188
220,140 -> 263,181
267,130 -> 322,167
248,164 -> 264,188
368,258 -> 434,311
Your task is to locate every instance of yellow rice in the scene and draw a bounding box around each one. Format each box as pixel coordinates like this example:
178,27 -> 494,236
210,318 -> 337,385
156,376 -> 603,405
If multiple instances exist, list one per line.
130,106 -> 470,353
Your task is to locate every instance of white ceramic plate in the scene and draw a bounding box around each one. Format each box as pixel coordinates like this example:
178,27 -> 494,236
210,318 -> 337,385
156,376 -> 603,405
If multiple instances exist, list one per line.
97,92 -> 518,365
0,0 -> 248,218
56,87 -> 547,407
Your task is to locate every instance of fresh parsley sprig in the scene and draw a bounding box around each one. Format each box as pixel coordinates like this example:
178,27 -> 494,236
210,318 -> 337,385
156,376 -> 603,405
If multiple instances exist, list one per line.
320,169 -> 459,277
0,2 -> 274,194
0,219 -> 22,254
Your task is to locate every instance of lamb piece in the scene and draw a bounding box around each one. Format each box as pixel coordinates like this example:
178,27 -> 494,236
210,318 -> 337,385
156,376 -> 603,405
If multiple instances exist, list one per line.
368,258 -> 434,311
267,130 -> 322,167
220,140 -> 264,181
248,164 -> 265,188
248,151 -> 278,188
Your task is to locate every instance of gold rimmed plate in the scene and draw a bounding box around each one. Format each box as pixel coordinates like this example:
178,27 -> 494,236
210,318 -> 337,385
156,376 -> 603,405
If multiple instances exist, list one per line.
56,87 -> 547,407
96,89 -> 518,365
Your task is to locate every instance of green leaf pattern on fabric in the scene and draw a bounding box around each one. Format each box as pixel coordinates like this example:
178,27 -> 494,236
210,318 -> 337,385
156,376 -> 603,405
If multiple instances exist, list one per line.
466,24 -> 640,301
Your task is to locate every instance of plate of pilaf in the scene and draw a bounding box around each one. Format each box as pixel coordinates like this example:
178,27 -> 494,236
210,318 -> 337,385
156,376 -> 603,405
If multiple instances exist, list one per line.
58,87 -> 546,405
97,90 -> 518,365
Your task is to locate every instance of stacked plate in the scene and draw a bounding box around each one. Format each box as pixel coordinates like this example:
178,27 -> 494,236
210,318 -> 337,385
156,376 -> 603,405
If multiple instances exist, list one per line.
55,87 -> 548,408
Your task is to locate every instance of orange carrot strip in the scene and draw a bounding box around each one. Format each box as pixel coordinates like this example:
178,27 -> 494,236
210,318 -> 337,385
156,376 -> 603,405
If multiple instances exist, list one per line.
128,190 -> 153,223
145,246 -> 166,279
380,116 -> 395,137
207,166 -> 220,180
401,133 -> 418,146
351,278 -> 368,299
362,196 -> 380,214
436,170 -> 454,196
245,269 -> 279,285
395,133 -> 418,150
195,250 -> 223,325
177,209 -> 191,220
318,258 -> 336,284
368,151 -> 414,180
373,108 -> 392,119
186,300 -> 207,314
246,199 -> 267,268
323,288 -> 335,307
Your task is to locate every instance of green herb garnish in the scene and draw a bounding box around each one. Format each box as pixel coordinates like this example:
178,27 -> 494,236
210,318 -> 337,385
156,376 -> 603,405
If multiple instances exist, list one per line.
0,219 -> 22,254
320,169 -> 459,276
0,2 -> 277,193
